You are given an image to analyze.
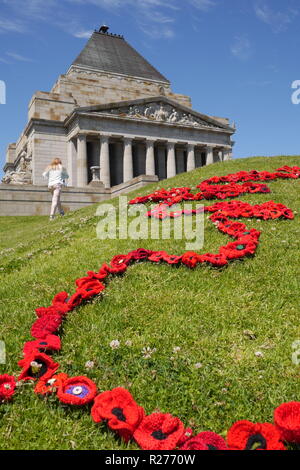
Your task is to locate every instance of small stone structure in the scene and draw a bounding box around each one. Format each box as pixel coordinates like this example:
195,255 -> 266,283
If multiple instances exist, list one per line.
1,26 -> 235,216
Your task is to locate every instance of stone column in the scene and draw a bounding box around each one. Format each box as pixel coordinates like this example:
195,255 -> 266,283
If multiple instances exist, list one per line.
218,149 -> 223,162
223,148 -> 232,161
77,134 -> 88,187
145,139 -> 155,176
167,142 -> 176,178
99,135 -> 110,188
187,144 -> 196,172
67,138 -> 77,186
123,137 -> 133,182
206,145 -> 214,165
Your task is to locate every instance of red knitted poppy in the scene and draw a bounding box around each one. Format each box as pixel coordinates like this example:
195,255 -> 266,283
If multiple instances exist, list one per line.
18,352 -> 59,382
133,413 -> 184,450
181,252 -> 201,269
148,251 -> 168,263
0,374 -> 16,401
180,431 -> 228,450
23,334 -> 61,356
274,402 -> 300,443
110,254 -> 132,267
31,314 -> 63,339
34,373 -> 68,396
91,387 -> 145,442
227,420 -> 285,450
57,376 -> 97,405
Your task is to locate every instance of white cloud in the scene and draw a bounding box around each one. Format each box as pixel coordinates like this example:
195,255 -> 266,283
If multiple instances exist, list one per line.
6,52 -> 33,62
188,0 -> 216,11
254,1 -> 298,33
231,35 -> 253,61
73,30 -> 94,38
0,18 -> 26,34
0,0 -> 217,41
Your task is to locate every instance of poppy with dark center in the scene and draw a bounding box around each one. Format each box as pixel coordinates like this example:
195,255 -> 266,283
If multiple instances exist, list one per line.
91,387 -> 145,442
127,248 -> 153,260
181,252 -> 201,269
0,374 -> 16,401
18,352 -> 59,382
274,401 -> 300,444
180,431 -> 228,450
162,253 -> 182,265
23,334 -> 61,356
110,254 -> 132,268
34,373 -> 68,396
31,314 -> 63,339
227,420 -> 285,450
220,238 -> 258,260
199,253 -> 228,267
57,376 -> 97,405
133,412 -> 184,450
148,251 -> 168,263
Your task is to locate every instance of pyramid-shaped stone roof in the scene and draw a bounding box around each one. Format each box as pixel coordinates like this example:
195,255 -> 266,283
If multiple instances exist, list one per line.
72,30 -> 169,83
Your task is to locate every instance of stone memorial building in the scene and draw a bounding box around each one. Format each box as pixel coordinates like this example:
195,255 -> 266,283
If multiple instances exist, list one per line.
1,25 -> 235,215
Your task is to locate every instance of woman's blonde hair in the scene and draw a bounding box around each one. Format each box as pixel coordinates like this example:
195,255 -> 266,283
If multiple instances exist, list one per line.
46,158 -> 62,171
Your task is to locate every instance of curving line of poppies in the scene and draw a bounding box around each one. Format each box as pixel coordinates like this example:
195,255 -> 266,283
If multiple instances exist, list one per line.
1,165 -> 300,450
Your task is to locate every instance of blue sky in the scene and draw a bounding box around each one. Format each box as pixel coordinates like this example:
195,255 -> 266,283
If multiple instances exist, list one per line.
0,0 -> 300,176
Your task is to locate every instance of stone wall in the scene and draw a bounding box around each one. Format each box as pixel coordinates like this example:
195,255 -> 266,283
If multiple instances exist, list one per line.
0,175 -> 158,216
52,66 -> 192,110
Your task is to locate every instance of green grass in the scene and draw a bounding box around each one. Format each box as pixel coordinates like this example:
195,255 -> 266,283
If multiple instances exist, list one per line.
0,155 -> 299,450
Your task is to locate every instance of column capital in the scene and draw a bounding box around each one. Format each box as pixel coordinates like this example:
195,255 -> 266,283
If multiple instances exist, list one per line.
100,134 -> 110,141
187,142 -> 195,149
123,136 -> 133,143
167,141 -> 176,149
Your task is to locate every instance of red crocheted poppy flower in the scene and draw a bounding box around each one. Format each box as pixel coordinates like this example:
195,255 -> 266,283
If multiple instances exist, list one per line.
35,291 -> 71,318
23,334 -> 61,356
181,252 -> 200,269
128,248 -> 153,260
18,352 -> 59,382
227,420 -> 285,450
133,413 -> 185,450
91,387 -> 145,442
80,281 -> 105,299
31,314 -> 63,339
86,267 -> 109,281
35,304 -> 70,318
0,374 -> 16,401
34,373 -> 68,396
148,251 -> 168,263
162,253 -> 182,265
220,239 -> 258,260
52,291 -> 69,303
110,254 -> 132,267
66,289 -> 89,309
57,376 -> 97,405
274,402 -> 300,443
200,253 -> 228,267
180,431 -> 228,450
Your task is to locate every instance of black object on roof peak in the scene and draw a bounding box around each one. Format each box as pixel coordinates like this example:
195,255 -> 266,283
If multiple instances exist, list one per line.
72,29 -> 169,83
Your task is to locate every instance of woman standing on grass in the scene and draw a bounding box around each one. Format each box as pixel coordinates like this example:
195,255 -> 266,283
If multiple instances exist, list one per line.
43,158 -> 69,221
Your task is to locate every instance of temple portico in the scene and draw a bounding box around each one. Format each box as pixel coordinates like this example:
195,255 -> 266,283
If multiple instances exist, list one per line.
69,131 -> 232,189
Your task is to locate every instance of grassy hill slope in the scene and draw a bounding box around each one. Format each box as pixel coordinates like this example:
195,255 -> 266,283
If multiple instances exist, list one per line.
0,155 -> 299,450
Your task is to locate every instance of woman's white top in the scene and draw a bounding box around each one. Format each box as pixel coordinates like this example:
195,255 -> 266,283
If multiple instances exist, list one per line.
42,165 -> 69,187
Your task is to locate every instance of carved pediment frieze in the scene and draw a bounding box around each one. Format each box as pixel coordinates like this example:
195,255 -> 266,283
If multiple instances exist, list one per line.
92,102 -> 220,129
